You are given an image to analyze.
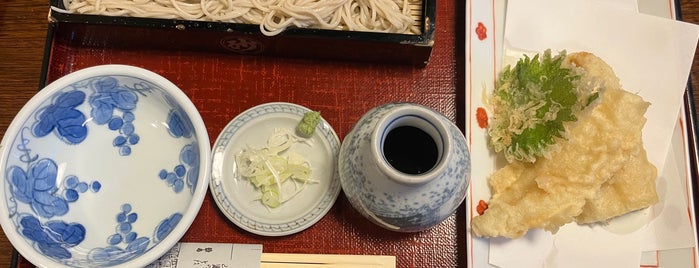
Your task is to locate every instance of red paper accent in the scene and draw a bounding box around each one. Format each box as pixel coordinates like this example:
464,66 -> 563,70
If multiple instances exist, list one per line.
476,107 -> 488,128
476,22 -> 488,40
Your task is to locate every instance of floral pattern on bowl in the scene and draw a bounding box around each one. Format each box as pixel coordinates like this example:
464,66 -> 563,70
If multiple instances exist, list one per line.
0,65 -> 211,268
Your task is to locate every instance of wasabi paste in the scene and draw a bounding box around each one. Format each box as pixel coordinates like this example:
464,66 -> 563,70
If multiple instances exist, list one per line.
296,111 -> 321,138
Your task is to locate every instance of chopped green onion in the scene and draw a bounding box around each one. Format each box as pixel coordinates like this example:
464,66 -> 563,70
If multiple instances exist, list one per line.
235,128 -> 317,209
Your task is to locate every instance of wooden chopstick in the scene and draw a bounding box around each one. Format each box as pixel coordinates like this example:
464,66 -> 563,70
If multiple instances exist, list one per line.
260,253 -> 396,268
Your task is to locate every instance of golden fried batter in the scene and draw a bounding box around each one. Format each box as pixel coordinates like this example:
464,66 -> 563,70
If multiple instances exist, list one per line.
576,147 -> 658,224
471,52 -> 657,238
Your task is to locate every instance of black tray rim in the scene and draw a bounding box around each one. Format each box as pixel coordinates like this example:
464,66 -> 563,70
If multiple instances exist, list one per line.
47,0 -> 437,45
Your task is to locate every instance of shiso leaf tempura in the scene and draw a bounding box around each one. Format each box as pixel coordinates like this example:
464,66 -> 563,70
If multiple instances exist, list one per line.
236,128 -> 317,209
488,50 -> 603,163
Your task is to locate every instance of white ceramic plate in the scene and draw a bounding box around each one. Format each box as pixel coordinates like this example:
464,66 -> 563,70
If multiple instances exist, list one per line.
464,0 -> 699,267
209,102 -> 341,236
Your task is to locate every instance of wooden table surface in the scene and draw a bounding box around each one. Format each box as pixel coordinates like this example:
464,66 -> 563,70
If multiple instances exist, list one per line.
0,1 -> 698,267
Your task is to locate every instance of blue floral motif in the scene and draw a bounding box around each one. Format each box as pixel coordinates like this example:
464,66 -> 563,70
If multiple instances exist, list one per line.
88,77 -> 144,156
154,213 -> 182,242
166,109 -> 193,139
158,143 -> 199,194
18,215 -> 85,260
28,76 -> 154,155
87,205 -> 182,266
7,129 -> 101,218
5,129 -> 100,261
32,90 -> 87,144
8,159 -> 68,218
2,72 -> 198,266
87,204 -> 149,266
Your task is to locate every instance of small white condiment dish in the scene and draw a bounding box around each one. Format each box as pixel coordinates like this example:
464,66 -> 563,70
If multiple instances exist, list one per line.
209,102 -> 341,236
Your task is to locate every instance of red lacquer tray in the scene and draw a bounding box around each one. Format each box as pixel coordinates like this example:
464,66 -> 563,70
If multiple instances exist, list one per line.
15,0 -> 467,267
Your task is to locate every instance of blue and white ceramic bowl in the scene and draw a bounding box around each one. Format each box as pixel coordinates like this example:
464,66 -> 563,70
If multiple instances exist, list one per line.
0,65 -> 211,267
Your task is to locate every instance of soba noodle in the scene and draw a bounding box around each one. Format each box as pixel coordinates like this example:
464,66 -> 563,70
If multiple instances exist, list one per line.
60,0 -> 422,36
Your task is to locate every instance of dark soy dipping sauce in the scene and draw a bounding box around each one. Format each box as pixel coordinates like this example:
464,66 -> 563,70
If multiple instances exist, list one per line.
383,126 -> 439,175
